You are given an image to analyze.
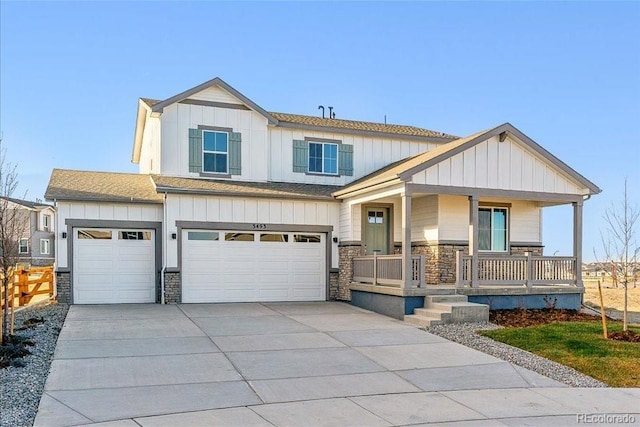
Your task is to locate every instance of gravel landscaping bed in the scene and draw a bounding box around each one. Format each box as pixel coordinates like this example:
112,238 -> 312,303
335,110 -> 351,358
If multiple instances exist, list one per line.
1,303 -> 69,427
426,321 -> 607,388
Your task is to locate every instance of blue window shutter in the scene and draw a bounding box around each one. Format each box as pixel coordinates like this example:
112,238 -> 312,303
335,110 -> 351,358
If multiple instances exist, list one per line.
188,129 -> 202,173
292,140 -> 308,173
338,144 -> 353,176
229,132 -> 242,175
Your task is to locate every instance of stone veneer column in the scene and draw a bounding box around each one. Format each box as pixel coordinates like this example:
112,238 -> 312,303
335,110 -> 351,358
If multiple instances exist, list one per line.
55,271 -> 71,303
329,270 -> 339,300
164,271 -> 181,303
338,242 -> 363,301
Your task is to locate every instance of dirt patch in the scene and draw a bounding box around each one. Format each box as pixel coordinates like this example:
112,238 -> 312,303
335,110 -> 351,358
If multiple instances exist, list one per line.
609,330 -> 640,343
583,282 -> 640,325
490,308 -> 599,328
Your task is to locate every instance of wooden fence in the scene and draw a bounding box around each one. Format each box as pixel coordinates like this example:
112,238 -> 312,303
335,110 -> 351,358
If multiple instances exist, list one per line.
0,266 -> 55,310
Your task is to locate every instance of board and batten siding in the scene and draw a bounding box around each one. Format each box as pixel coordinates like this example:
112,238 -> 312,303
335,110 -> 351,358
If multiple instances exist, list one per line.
188,86 -> 242,104
269,128 -> 438,185
165,194 -> 340,268
139,116 -> 161,174
437,195 -> 541,243
161,102 -> 269,180
411,135 -> 584,195
55,201 -> 163,269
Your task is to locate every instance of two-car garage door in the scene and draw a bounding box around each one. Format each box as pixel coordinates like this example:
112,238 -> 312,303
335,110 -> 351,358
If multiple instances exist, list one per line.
72,227 -> 326,304
182,230 -> 326,303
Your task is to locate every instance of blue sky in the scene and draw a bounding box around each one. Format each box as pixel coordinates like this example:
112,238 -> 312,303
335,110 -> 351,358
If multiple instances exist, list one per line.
1,1 -> 638,260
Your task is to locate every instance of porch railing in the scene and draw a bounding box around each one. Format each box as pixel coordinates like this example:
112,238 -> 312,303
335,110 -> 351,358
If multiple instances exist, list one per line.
456,251 -> 577,287
353,254 -> 425,288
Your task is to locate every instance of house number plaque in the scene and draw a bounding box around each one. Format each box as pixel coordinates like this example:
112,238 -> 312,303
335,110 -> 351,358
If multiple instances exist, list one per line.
252,223 -> 268,230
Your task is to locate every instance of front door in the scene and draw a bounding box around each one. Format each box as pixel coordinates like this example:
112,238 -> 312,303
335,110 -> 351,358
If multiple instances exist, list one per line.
364,208 -> 390,255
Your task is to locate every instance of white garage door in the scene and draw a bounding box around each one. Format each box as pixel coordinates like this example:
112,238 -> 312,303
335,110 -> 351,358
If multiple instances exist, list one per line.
73,228 -> 156,304
182,230 -> 326,303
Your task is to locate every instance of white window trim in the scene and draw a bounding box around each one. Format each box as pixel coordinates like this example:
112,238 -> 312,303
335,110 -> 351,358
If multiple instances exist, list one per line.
19,238 -> 29,254
43,214 -> 51,232
308,141 -> 339,176
40,238 -> 51,255
478,207 -> 509,253
202,130 -> 229,174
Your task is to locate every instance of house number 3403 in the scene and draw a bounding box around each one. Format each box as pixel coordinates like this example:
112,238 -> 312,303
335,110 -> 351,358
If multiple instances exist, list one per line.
252,223 -> 268,230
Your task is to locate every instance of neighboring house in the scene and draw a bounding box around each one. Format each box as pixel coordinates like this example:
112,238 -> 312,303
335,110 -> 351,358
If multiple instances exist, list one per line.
45,77 -> 600,316
0,197 -> 55,267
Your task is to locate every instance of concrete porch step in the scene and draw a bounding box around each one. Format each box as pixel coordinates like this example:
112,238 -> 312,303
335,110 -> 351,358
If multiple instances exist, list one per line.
424,295 -> 468,304
403,314 -> 444,327
404,293 -> 489,326
413,308 -> 451,322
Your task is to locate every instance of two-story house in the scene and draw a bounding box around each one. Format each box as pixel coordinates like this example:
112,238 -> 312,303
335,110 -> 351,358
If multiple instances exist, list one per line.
0,197 -> 55,267
45,77 -> 600,319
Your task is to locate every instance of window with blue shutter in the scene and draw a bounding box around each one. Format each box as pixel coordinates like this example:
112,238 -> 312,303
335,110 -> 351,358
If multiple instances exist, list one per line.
293,138 -> 353,176
188,129 -> 202,173
189,128 -> 241,175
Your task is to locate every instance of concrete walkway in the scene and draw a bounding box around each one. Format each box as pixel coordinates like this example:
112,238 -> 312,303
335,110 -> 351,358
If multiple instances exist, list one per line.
34,302 -> 640,427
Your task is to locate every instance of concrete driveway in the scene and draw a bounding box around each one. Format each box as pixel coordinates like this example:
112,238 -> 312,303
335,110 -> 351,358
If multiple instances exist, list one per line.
35,302 -> 639,426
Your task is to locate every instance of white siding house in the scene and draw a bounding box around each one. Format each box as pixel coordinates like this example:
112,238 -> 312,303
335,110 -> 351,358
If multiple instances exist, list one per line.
46,77 -> 600,316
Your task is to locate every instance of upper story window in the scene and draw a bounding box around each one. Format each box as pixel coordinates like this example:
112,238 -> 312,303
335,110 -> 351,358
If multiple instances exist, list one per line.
203,131 -> 229,174
308,142 -> 338,175
293,138 -> 353,176
42,214 -> 51,231
188,127 -> 241,176
478,207 -> 508,252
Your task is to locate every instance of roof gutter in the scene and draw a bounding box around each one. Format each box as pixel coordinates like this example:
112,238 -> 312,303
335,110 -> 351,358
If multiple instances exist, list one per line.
154,186 -> 340,203
333,176 -> 403,199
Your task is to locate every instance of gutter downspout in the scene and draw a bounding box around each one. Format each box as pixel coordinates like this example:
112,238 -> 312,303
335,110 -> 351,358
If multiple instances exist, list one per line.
161,192 -> 167,304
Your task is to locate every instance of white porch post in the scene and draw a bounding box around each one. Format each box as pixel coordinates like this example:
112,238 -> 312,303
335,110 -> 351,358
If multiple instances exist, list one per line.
573,199 -> 584,288
468,195 -> 479,287
402,191 -> 412,288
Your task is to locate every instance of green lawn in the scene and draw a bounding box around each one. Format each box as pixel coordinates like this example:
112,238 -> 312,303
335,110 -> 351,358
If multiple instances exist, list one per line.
480,321 -> 640,387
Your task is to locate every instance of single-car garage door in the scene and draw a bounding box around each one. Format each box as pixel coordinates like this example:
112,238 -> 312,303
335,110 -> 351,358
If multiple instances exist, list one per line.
73,228 -> 156,304
182,230 -> 326,303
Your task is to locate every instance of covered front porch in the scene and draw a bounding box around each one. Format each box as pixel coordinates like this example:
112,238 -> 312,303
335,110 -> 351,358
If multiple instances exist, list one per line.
332,124 -> 600,319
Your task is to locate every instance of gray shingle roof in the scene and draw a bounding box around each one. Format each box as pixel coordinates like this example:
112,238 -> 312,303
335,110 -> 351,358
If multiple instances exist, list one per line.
139,99 -> 456,140
45,169 -> 164,204
152,176 -> 340,201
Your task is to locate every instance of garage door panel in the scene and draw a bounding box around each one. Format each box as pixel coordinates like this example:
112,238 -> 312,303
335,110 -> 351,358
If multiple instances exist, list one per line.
73,228 -> 155,304
182,229 -> 326,303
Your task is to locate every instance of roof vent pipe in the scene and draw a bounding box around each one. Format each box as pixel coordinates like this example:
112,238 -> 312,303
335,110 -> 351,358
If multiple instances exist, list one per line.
318,105 -> 325,118
328,106 -> 333,119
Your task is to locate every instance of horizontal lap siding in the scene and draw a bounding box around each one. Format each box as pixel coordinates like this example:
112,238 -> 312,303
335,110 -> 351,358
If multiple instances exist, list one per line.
411,195 -> 438,242
166,194 -> 340,268
438,195 -> 540,243
56,202 -> 163,269
412,135 -> 584,195
161,103 -> 268,180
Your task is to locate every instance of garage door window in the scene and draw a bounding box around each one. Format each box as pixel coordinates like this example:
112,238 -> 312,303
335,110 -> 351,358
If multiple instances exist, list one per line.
294,234 -> 321,243
260,233 -> 289,242
78,230 -> 112,239
119,231 -> 151,240
188,231 -> 219,241
225,232 -> 254,241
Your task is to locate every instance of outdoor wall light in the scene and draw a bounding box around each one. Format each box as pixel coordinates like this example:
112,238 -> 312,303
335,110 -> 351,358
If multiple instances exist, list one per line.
171,233 -> 177,239
332,237 -> 338,243
61,232 -> 67,239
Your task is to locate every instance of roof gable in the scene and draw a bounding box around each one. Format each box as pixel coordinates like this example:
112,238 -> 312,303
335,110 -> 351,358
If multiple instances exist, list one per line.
336,123 -> 601,197
149,77 -> 277,124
